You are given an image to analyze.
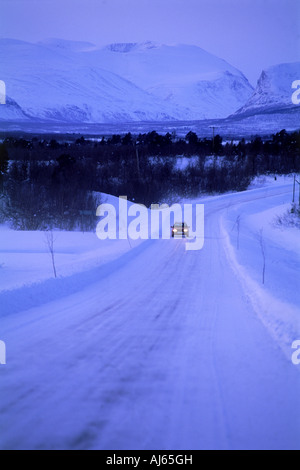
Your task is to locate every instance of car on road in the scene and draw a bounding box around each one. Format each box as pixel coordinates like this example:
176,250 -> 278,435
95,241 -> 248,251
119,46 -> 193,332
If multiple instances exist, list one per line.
171,222 -> 189,238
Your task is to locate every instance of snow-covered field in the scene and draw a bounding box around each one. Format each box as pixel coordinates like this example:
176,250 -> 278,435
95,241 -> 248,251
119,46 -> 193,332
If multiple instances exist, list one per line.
0,178 -> 299,450
0,193 -> 140,293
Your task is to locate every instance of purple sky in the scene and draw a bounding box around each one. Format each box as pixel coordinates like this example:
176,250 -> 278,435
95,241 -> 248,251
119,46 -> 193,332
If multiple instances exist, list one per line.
1,0 -> 299,84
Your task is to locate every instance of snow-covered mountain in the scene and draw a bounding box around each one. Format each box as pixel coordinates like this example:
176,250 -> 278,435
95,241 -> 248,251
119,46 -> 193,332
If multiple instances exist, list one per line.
234,62 -> 300,116
0,96 -> 30,121
0,39 -> 254,123
84,41 -> 254,120
0,40 -> 181,122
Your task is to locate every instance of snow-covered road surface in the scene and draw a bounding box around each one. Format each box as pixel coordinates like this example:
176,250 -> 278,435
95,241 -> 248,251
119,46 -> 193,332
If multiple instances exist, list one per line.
0,183 -> 299,450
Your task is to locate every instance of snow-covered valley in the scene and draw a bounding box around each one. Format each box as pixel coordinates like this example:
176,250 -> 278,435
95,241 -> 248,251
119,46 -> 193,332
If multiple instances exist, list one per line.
0,178 -> 299,450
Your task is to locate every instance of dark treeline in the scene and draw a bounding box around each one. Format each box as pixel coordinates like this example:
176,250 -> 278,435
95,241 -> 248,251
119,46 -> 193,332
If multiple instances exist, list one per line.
0,129 -> 299,230
4,128 -> 300,160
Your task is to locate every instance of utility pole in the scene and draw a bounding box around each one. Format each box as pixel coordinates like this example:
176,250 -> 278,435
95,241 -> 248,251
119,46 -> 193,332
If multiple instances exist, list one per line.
293,174 -> 300,206
136,144 -> 141,181
209,126 -> 216,156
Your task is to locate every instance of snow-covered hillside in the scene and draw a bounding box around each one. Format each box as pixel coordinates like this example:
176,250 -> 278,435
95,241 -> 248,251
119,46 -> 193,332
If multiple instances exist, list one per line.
234,62 -> 300,116
86,42 -> 254,120
0,40 -> 180,122
0,96 -> 30,121
0,39 -> 253,123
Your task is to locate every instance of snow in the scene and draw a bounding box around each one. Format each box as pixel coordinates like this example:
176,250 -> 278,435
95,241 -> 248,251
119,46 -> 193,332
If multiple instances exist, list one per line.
0,39 -> 298,134
0,96 -> 30,121
0,229 -> 137,292
174,155 -> 198,171
0,193 -> 141,292
0,39 -> 253,123
0,180 -> 300,450
1,107 -> 299,138
92,42 -> 253,119
38,38 -> 97,53
248,174 -> 294,189
235,61 -> 300,116
221,185 -> 300,362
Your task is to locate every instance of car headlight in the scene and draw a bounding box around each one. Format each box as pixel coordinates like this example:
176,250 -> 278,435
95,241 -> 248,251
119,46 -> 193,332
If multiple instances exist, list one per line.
173,228 -> 177,232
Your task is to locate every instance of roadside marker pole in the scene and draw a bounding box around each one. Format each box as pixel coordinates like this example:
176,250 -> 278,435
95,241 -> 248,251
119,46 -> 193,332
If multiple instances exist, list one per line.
292,174 -> 300,206
293,174 -> 296,203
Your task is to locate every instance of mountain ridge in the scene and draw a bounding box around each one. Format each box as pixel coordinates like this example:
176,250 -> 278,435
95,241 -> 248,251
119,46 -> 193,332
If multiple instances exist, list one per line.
0,39 -> 254,123
233,61 -> 300,117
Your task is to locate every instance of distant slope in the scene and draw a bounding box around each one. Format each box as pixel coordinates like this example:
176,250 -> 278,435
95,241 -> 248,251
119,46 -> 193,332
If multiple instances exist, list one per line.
0,40 -> 182,123
0,39 -> 254,123
233,62 -> 300,117
0,96 -> 30,121
85,42 -> 254,120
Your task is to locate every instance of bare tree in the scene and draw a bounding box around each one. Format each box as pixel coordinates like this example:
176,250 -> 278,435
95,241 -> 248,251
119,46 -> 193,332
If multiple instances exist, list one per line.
45,231 -> 57,279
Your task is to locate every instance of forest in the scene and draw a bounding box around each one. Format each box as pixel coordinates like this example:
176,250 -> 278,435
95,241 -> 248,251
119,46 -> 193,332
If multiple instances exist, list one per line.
0,129 -> 299,231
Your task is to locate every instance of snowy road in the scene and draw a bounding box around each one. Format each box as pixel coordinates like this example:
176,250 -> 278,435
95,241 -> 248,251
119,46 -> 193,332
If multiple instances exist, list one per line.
0,184 -> 300,450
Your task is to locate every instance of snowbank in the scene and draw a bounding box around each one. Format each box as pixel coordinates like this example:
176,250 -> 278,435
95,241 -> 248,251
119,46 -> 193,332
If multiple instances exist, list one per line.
221,187 -> 300,362
0,193 -> 141,292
